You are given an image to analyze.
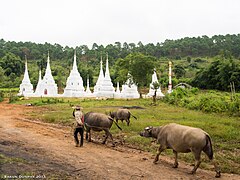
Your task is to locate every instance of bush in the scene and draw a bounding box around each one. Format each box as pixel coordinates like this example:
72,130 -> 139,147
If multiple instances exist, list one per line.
9,95 -> 22,103
163,89 -> 239,115
0,91 -> 3,102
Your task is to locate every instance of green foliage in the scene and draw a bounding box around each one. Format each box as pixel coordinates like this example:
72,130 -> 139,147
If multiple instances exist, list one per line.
173,64 -> 186,78
125,53 -> 155,87
0,91 -> 3,102
164,88 -> 240,115
1,34 -> 240,92
9,94 -> 22,103
192,58 -> 240,91
0,52 -> 23,76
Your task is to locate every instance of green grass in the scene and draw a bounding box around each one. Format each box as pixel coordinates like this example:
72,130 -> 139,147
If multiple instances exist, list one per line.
13,97 -> 240,174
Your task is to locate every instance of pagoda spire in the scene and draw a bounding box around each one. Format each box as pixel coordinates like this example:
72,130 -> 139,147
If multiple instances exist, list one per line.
105,52 -> 110,79
100,54 -> 104,76
18,55 -> 34,96
73,49 -> 78,71
38,69 -> 42,81
46,51 -> 51,74
86,76 -> 91,93
23,55 -> 31,83
96,54 -> 104,84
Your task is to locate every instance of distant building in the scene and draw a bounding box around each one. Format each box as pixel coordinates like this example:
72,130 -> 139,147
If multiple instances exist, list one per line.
18,56 -> 34,97
121,73 -> 140,99
34,52 -> 58,97
94,54 -> 115,98
63,50 -> 85,97
147,69 -> 164,97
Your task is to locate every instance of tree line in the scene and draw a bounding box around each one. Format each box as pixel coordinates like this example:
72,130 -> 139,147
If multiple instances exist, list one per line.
1,34 -> 240,61
0,34 -> 240,92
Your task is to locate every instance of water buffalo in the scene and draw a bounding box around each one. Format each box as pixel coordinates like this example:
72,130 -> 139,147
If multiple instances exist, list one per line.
140,123 -> 221,178
84,112 -> 122,146
110,109 -> 137,126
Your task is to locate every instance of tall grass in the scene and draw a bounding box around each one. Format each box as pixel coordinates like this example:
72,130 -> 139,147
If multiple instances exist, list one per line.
164,88 -> 240,116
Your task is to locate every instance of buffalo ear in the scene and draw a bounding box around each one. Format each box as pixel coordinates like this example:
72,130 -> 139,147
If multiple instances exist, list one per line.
144,127 -> 150,131
145,126 -> 153,132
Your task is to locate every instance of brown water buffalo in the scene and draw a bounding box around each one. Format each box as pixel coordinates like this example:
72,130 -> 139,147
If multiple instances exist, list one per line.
140,123 -> 221,178
84,112 -> 122,146
110,109 -> 137,126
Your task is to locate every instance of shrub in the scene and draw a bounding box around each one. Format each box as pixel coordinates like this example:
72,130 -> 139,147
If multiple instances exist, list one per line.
9,95 -> 22,103
163,89 -> 239,115
0,91 -> 3,102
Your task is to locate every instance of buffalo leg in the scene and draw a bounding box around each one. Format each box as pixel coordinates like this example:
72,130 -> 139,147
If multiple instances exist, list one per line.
126,119 -> 130,126
204,150 -> 221,178
89,129 -> 92,142
102,129 -> 109,144
173,150 -> 179,168
85,131 -> 88,140
191,150 -> 202,174
103,130 -> 115,146
153,145 -> 165,164
210,158 -> 221,178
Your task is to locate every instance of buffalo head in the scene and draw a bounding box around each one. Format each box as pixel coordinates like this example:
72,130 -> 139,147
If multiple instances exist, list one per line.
139,126 -> 153,137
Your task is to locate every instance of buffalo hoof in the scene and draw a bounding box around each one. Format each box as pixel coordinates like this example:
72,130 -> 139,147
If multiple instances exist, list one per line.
153,160 -> 158,164
190,170 -> 196,175
215,172 -> 221,178
172,163 -> 178,168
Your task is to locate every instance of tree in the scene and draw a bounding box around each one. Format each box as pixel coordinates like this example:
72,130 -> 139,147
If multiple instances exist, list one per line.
192,58 -> 240,91
174,64 -> 186,78
152,81 -> 160,104
0,52 -> 23,76
127,53 -> 155,97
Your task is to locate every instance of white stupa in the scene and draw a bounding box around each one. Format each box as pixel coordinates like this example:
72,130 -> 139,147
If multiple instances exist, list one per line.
95,53 -> 115,98
147,69 -> 165,97
114,82 -> 121,98
34,52 -> 58,97
85,77 -> 94,97
121,73 -> 140,99
93,56 -> 105,95
34,70 -> 42,96
18,56 -> 34,96
63,50 -> 85,97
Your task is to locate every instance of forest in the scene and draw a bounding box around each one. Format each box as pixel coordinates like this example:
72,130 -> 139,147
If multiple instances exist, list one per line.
0,34 -> 240,92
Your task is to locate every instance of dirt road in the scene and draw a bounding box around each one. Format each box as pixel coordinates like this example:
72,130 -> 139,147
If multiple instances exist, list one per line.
0,100 -> 239,180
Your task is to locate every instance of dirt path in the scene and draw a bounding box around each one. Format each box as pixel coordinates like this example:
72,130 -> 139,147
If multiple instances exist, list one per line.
0,100 -> 239,180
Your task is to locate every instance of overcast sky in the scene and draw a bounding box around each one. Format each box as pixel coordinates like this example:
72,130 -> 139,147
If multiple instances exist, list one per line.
1,0 -> 240,47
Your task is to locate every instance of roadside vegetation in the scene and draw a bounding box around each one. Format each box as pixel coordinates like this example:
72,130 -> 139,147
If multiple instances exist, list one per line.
12,95 -> 240,175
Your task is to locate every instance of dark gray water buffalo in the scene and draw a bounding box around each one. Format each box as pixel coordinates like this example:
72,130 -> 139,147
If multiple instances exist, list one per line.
84,112 -> 122,146
110,109 -> 137,126
140,123 -> 221,178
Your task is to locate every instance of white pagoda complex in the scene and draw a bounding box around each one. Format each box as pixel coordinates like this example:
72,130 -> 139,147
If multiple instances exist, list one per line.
94,54 -> 115,98
34,52 -> 58,97
18,56 -> 34,97
147,69 -> 164,97
121,73 -> 140,99
63,50 -> 85,97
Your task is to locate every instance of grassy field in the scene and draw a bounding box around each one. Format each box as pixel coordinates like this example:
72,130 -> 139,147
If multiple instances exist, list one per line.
13,97 -> 240,174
